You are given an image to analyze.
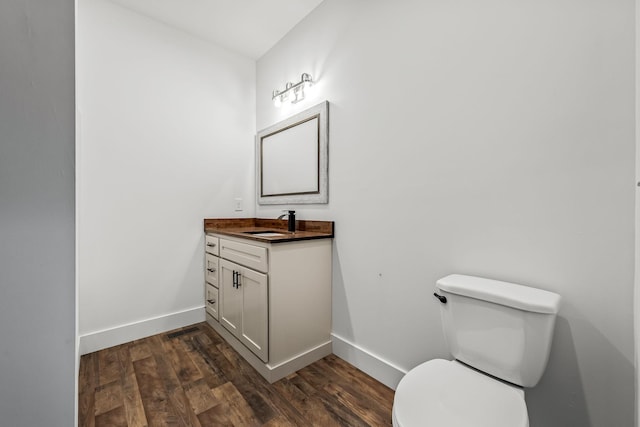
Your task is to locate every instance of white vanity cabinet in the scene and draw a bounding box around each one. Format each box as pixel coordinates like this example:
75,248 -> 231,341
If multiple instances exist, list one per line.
204,231 -> 332,383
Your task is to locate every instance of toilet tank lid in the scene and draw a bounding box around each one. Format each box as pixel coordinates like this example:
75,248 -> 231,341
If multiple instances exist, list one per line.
436,274 -> 561,314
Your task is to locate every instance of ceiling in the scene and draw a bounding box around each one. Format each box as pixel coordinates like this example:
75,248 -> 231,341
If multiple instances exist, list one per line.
109,0 -> 325,59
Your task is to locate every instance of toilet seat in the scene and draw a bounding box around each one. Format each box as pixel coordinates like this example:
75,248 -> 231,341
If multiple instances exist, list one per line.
392,359 -> 528,427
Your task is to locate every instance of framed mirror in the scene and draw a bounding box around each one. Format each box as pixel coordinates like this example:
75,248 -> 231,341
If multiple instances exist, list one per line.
257,101 -> 329,205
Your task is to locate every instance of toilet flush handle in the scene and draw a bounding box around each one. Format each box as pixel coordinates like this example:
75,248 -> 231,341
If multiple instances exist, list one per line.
433,293 -> 447,304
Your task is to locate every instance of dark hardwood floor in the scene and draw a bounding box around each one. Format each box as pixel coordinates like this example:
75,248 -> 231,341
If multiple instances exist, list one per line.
78,322 -> 394,426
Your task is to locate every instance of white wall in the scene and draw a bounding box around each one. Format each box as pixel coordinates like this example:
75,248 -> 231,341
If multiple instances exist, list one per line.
257,1 -> 636,426
77,0 -> 256,352
0,0 -> 76,425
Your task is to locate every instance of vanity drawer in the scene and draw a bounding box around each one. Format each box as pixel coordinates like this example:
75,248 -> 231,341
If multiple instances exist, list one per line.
205,235 -> 219,256
205,253 -> 219,287
205,284 -> 219,320
220,239 -> 268,273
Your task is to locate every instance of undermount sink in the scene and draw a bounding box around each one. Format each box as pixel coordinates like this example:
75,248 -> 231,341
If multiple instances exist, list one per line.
243,230 -> 287,237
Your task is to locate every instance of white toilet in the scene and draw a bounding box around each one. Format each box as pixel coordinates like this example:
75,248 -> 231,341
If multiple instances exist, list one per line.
392,274 -> 561,427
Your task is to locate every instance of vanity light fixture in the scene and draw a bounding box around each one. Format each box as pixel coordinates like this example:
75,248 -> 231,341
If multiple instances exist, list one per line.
272,73 -> 313,107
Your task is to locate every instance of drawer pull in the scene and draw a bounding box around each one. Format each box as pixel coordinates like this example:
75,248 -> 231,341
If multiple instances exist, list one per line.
207,243 -> 216,247
207,268 -> 216,273
207,299 -> 216,304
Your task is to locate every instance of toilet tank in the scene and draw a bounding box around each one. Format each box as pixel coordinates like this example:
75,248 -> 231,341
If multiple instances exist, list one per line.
435,274 -> 561,388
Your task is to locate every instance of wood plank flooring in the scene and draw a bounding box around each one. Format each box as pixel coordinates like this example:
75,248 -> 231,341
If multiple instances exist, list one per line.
78,322 -> 395,426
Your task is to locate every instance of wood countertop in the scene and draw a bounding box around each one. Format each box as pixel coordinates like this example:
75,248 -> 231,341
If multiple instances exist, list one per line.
203,218 -> 334,243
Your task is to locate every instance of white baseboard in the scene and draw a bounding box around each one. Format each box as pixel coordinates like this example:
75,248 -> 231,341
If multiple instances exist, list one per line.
79,306 -> 206,355
331,333 -> 407,390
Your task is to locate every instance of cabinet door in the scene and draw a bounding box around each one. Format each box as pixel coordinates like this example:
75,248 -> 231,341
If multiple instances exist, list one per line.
220,259 -> 242,337
238,266 -> 268,362
219,259 -> 268,363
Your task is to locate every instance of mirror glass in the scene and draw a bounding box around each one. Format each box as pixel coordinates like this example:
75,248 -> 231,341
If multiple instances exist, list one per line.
257,101 -> 328,205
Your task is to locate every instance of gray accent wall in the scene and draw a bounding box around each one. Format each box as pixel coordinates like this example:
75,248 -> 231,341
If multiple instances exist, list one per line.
0,1 -> 76,426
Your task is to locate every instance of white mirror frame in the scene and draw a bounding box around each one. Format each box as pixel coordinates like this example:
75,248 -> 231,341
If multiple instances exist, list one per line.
256,101 -> 329,205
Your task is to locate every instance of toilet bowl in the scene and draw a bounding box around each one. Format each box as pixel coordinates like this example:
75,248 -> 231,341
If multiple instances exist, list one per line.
391,274 -> 560,426
392,359 -> 528,427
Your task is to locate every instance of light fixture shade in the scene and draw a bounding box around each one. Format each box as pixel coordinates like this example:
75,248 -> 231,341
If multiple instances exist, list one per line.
292,85 -> 303,103
272,90 -> 281,107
